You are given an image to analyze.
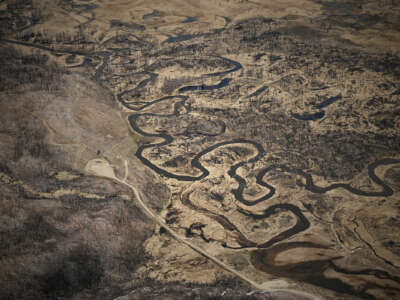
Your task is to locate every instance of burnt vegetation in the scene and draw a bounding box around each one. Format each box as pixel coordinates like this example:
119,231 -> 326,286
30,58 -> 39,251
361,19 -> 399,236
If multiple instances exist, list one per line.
0,45 -> 63,92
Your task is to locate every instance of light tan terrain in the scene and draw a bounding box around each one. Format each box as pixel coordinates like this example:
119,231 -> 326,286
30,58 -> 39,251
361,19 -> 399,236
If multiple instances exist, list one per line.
1,0 -> 400,299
